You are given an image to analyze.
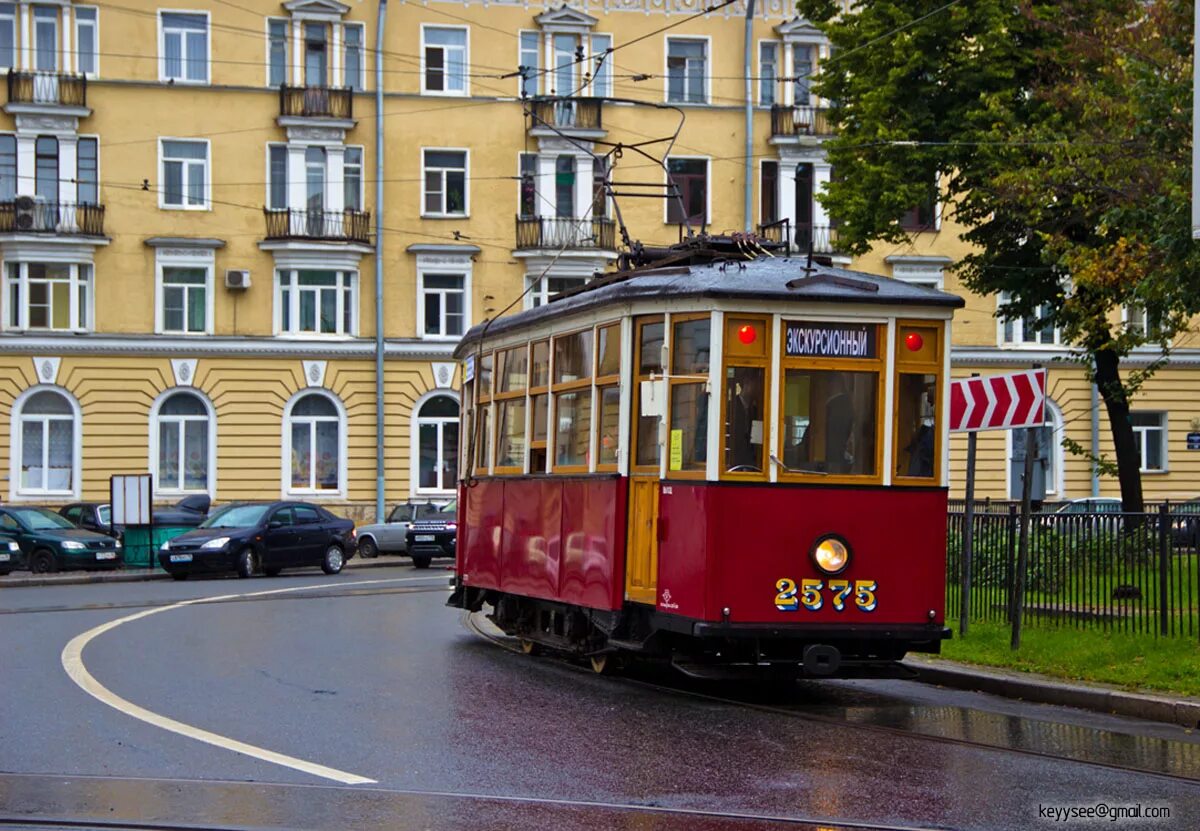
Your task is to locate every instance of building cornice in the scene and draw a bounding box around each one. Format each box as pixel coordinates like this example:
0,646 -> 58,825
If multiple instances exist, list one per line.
0,334 -> 457,361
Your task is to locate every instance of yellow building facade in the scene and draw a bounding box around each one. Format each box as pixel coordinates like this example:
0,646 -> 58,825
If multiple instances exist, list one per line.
0,0 -> 1193,518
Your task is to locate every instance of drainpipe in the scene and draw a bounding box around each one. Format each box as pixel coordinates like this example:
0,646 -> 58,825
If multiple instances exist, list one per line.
374,0 -> 388,522
743,0 -> 756,232
1091,379 -> 1100,497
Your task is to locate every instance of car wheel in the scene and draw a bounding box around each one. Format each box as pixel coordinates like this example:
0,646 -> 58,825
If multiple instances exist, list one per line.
264,567 -> 282,577
322,545 -> 345,575
171,572 -> 189,581
358,537 -> 379,559
30,549 -> 58,574
412,555 -> 432,569
236,548 -> 258,579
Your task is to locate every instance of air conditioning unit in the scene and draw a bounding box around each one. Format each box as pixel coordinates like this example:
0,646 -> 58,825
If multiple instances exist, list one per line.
14,195 -> 35,231
224,269 -> 251,290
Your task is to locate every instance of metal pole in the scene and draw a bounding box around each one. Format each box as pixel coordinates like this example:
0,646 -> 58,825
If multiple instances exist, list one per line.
373,0 -> 388,523
1011,426 -> 1036,650
1091,380 -> 1100,497
1158,504 -> 1170,636
743,0 -> 756,233
960,427 -> 978,636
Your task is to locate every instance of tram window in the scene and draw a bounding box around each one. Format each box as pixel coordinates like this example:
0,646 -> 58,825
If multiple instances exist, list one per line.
781,369 -> 877,476
598,386 -> 620,467
638,321 -> 664,374
530,393 -> 548,472
724,365 -> 765,473
497,346 -> 529,393
633,317 -> 665,469
672,318 -> 711,375
479,353 -> 494,398
554,330 -> 594,383
495,398 -> 527,470
473,405 -> 491,472
896,374 -> 937,478
531,340 -> 550,387
555,390 -> 592,467
597,324 -> 620,377
668,383 -> 707,472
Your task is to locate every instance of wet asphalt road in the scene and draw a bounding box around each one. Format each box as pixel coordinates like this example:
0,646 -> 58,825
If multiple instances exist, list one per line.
1,566 -> 1198,830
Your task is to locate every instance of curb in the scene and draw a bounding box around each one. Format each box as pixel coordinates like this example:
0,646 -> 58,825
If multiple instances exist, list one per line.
0,555 -> 419,589
906,657 -> 1200,729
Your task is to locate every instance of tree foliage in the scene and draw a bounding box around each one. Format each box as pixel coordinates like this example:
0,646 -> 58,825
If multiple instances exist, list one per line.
798,0 -> 1200,510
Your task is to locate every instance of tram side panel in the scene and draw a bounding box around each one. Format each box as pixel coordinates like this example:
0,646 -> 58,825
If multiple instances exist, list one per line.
558,477 -> 627,611
460,480 -> 505,590
657,484 -> 949,626
500,478 -> 564,603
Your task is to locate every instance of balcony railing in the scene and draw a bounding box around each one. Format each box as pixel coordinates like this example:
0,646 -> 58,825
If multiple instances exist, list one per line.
6,70 -> 87,107
279,85 -> 353,120
794,224 -> 840,255
0,199 -> 104,236
770,105 -> 833,138
756,218 -> 790,246
529,97 -> 603,132
264,208 -> 370,244
515,215 -> 616,251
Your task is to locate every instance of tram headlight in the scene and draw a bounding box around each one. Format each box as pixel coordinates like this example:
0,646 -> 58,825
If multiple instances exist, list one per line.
811,534 -> 851,575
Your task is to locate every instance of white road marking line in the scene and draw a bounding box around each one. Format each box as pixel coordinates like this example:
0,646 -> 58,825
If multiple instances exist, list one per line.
61,575 -> 444,785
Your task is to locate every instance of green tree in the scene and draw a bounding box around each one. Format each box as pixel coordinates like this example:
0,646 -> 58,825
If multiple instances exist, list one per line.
797,0 -> 1200,511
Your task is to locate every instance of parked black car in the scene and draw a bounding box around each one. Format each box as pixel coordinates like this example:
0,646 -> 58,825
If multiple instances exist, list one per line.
1169,498 -> 1200,549
0,506 -> 123,573
404,500 -> 457,569
59,502 -> 122,538
158,501 -> 356,580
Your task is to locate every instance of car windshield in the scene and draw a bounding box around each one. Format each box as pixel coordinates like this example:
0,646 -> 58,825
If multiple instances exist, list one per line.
200,504 -> 270,529
440,500 -> 457,518
98,505 -> 111,525
9,508 -> 76,530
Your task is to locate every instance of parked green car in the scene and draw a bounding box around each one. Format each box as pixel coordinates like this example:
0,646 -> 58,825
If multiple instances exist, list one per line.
0,506 -> 123,574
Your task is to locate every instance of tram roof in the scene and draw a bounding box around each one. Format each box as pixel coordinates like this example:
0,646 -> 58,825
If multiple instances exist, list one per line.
454,257 -> 965,356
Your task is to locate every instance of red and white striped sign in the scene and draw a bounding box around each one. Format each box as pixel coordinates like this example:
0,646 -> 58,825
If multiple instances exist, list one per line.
949,369 -> 1047,433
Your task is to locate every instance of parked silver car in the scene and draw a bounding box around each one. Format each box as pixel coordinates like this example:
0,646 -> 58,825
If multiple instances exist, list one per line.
355,501 -> 449,558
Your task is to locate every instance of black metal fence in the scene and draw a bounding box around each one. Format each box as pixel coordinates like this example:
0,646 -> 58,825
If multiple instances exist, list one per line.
279,85 -> 353,119
0,199 -> 105,236
947,505 -> 1200,639
263,207 -> 370,243
7,70 -> 87,107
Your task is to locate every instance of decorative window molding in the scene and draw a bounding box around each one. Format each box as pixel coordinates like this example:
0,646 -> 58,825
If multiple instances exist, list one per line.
149,387 -> 217,497
9,384 -> 81,501
410,389 -> 460,496
281,387 -> 347,498
885,254 -> 951,291
1131,411 -> 1168,473
154,248 -> 214,335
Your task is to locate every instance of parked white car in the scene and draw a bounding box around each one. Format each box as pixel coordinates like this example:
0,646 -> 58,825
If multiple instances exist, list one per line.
355,502 -> 449,558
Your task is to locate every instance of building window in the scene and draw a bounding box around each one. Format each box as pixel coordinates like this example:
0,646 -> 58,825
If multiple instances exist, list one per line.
344,23 -> 364,90
666,157 -> 707,225
33,6 -> 56,71
75,7 -> 98,76
77,138 -> 98,205
591,33 -> 612,98
15,389 -> 77,496
1132,412 -> 1167,473
760,160 -> 778,224
35,136 -> 57,202
267,144 -> 286,209
759,42 -> 777,105
285,393 -> 343,494
161,139 -> 209,209
153,391 -> 212,493
415,395 -> 459,493
277,270 -> 357,336
5,262 -> 91,331
527,274 -> 585,308
420,273 -> 465,338
999,293 -> 1061,346
1125,305 -> 1162,339
422,26 -> 467,95
0,4 -> 14,69
667,38 -> 707,104
159,266 -> 209,334
303,22 -> 327,86
518,31 -> 540,97
518,152 -> 536,217
160,12 -> 208,83
267,19 -> 288,87
344,146 -> 363,210
305,145 -> 326,214
0,134 -> 14,200
792,44 -> 814,105
422,149 -> 467,216
555,155 -> 575,218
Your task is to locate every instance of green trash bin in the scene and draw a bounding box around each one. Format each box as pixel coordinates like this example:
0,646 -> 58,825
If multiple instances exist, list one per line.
122,526 -> 198,569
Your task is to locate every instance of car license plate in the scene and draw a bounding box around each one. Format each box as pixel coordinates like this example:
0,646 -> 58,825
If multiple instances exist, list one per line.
0,553 -> 8,562
415,535 -> 435,542
169,553 -> 193,563
96,552 -> 116,560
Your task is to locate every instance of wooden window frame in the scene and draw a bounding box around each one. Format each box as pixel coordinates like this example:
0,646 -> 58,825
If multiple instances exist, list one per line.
631,315 -> 666,475
594,322 -> 621,473
492,343 -> 530,475
527,338 -> 550,474
550,326 -> 596,474
471,350 -> 494,476
892,319 -> 945,486
665,312 -> 711,481
719,314 -> 772,481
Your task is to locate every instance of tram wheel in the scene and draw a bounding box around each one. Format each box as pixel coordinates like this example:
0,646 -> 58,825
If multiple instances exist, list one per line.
519,638 -> 541,656
589,654 -> 610,675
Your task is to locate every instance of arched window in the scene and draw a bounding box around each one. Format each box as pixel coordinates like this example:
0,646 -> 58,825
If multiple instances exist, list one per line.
286,392 -> 343,493
152,390 -> 213,493
15,389 -> 77,495
415,394 -> 459,493
1009,400 -> 1065,499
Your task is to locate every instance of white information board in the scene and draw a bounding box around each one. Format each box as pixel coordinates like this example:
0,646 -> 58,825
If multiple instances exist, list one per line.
110,474 -> 153,525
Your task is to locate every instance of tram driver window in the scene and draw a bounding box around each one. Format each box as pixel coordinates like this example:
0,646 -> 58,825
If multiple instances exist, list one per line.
896,374 -> 937,478
668,316 -> 710,473
725,366 -> 764,472
782,369 -> 877,475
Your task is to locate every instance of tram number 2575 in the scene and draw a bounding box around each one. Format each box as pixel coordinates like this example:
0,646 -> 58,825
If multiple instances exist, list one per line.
774,578 -> 878,613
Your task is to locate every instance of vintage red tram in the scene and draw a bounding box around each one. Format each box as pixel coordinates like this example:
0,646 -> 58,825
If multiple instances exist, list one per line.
448,257 -> 964,677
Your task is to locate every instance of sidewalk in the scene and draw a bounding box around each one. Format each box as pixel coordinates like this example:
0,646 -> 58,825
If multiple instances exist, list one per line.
905,654 -> 1200,729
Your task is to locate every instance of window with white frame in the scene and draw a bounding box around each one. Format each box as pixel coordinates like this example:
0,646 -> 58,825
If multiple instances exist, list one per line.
33,6 -> 56,71
160,12 -> 208,83
759,42 -> 778,105
0,4 -> 14,70
420,273 -> 465,338
158,264 -> 210,334
278,270 -> 356,336
154,391 -> 211,492
0,134 -> 15,200
267,143 -> 286,208
5,263 -> 92,331
15,389 -> 77,495
1131,412 -> 1167,472
1124,305 -> 1162,339
415,395 -> 459,493
887,258 -> 948,291
590,33 -> 612,98
667,38 -> 707,104
422,149 -> 467,216
344,146 -> 363,210
77,137 -> 98,205
344,23 -> 364,90
518,31 -> 539,97
527,274 -> 586,308
999,292 -> 1061,346
267,18 -> 288,87
75,7 -> 98,76
161,139 -> 209,209
286,393 -> 342,493
422,26 -> 467,95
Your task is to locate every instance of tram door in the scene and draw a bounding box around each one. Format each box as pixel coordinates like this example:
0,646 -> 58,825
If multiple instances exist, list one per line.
625,316 -> 665,604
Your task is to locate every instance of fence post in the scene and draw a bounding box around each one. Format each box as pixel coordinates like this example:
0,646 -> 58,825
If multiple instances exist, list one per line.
1011,425 -> 1037,650
1158,504 -> 1170,637
959,427 -> 978,637
1006,503 -> 1018,623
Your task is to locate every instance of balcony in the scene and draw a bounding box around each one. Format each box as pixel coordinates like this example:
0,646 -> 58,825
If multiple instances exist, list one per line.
794,224 -> 840,255
264,208 -> 370,244
528,97 -> 603,134
515,215 -> 616,251
6,70 -> 87,108
279,85 -> 353,120
770,105 -> 834,139
0,199 -> 104,236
